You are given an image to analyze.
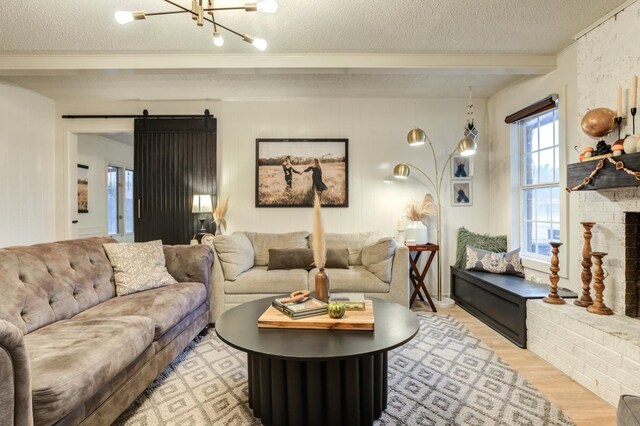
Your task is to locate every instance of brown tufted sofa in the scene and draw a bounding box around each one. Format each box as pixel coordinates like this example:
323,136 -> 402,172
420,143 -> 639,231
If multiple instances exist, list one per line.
0,237 -> 213,426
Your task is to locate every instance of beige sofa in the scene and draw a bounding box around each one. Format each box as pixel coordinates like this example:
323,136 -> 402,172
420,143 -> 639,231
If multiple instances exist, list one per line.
206,231 -> 409,322
0,237 -> 213,426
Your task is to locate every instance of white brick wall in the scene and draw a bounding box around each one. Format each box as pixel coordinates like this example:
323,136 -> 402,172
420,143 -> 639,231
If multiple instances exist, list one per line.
527,300 -> 640,406
576,0 -> 640,316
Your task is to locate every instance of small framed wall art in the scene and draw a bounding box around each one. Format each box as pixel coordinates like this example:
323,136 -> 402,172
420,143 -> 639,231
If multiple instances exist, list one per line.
452,180 -> 472,206
255,138 -> 349,207
451,155 -> 472,179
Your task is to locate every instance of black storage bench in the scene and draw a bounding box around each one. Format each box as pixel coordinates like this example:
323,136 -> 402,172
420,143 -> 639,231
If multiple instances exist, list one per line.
450,267 -> 577,348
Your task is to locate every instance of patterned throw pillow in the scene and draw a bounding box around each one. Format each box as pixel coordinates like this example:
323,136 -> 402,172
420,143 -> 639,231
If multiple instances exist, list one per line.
465,246 -> 525,277
455,227 -> 508,268
103,240 -> 177,296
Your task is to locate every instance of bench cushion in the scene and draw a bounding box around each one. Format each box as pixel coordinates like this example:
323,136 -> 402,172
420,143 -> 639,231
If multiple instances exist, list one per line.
73,283 -> 206,339
25,316 -> 155,426
309,266 -> 390,293
225,267 -> 308,294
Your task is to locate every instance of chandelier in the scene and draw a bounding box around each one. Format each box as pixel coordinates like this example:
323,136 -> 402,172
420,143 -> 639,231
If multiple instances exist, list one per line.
115,0 -> 278,51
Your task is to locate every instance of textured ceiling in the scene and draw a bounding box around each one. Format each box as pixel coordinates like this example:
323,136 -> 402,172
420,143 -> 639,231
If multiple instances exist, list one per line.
0,0 -> 626,55
0,0 -> 628,100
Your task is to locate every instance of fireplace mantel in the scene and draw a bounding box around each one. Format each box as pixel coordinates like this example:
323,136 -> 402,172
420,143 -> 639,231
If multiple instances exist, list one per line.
567,152 -> 640,191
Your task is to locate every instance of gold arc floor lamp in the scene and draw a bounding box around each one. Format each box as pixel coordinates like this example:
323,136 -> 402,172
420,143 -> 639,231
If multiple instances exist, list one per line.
394,127 -> 477,308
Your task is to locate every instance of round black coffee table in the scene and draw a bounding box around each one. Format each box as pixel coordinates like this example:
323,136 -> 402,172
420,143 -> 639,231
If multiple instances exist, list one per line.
215,297 -> 419,426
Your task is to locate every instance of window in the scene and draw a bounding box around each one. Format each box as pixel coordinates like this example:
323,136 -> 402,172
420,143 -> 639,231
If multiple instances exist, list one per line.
107,165 -> 134,236
520,108 -> 560,259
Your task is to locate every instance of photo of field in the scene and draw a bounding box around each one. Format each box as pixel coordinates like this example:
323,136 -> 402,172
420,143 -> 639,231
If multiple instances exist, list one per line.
256,139 -> 348,207
77,164 -> 89,213
77,180 -> 88,212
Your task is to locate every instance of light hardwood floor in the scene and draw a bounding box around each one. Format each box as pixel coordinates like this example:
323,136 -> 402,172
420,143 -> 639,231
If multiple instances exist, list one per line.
411,301 -> 617,426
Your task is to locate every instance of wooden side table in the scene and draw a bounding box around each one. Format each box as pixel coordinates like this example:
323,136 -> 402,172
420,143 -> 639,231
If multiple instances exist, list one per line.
406,244 -> 439,311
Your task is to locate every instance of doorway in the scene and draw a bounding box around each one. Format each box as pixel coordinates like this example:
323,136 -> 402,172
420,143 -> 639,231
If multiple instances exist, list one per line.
76,133 -> 134,242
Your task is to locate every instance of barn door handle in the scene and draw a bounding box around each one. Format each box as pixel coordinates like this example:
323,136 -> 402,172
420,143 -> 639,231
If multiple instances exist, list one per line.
138,199 -> 141,219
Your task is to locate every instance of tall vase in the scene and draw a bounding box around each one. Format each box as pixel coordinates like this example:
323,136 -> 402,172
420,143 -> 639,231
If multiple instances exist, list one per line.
404,221 -> 429,244
315,268 -> 330,303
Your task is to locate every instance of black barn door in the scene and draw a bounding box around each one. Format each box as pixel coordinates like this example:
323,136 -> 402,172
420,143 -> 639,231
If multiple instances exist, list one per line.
134,117 -> 216,245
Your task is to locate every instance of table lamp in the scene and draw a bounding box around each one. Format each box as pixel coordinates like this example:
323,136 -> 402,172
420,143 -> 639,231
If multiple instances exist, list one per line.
192,194 -> 213,234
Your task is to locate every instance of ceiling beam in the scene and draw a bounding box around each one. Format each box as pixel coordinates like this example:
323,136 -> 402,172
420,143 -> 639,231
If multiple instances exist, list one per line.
0,53 -> 556,75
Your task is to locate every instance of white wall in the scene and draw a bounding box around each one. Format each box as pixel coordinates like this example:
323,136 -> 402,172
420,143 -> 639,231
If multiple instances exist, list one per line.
0,80 -> 55,247
55,98 -> 490,297
486,44 -> 579,290
77,134 -> 133,240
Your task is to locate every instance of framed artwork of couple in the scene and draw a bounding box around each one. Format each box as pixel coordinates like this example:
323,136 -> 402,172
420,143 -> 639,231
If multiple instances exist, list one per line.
255,138 -> 349,207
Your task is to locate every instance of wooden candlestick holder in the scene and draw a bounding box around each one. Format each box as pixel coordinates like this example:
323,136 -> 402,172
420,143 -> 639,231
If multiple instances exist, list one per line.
543,242 -> 565,305
587,252 -> 613,315
575,222 -> 595,307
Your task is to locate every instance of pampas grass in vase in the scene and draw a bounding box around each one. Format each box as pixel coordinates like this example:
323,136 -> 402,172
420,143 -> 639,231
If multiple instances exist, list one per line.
213,196 -> 229,235
404,193 -> 436,244
312,192 -> 330,302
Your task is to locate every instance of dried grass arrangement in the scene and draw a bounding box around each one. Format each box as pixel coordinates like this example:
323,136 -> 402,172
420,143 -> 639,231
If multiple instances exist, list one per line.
404,193 -> 436,221
213,196 -> 229,232
312,192 -> 326,269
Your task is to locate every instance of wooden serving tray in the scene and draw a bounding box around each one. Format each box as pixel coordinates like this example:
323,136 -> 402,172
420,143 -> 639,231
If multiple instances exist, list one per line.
258,300 -> 374,331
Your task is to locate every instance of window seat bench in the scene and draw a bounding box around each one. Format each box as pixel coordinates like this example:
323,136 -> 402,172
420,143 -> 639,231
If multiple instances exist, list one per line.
450,266 -> 577,348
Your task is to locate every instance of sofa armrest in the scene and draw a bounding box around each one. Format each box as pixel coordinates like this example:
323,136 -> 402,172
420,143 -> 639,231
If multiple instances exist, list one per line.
163,245 -> 214,302
0,319 -> 33,426
388,245 -> 410,307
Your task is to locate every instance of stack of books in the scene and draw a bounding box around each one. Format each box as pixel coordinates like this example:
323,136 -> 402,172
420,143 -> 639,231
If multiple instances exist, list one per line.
329,293 -> 366,310
272,297 -> 328,319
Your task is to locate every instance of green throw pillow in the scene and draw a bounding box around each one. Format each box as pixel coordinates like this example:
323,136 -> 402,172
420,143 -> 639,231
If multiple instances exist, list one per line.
454,227 -> 508,268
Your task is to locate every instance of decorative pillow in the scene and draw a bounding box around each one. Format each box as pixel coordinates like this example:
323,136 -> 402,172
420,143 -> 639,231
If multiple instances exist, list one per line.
312,232 -> 382,266
244,231 -> 309,266
465,246 -> 525,277
212,233 -> 254,281
455,227 -> 508,268
102,240 -> 177,296
362,236 -> 396,283
268,248 -> 349,270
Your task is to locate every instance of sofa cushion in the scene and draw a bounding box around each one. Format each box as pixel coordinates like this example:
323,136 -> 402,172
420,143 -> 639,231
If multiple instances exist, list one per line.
0,237 -> 116,334
213,233 -> 254,280
245,231 -> 309,266
225,267 -> 308,294
312,232 -> 380,266
24,316 -> 155,426
362,236 -> 396,283
72,282 -> 206,340
103,240 -> 177,296
309,266 -> 390,293
268,248 -> 349,270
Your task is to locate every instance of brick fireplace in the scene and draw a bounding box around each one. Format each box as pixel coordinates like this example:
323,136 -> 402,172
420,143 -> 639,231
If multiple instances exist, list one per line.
577,189 -> 640,317
526,188 -> 640,406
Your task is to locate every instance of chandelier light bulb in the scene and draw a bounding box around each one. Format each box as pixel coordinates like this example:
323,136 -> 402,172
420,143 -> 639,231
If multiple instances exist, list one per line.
114,11 -> 135,24
256,0 -> 279,13
115,10 -> 145,24
213,30 -> 224,46
251,37 -> 268,51
243,34 -> 267,51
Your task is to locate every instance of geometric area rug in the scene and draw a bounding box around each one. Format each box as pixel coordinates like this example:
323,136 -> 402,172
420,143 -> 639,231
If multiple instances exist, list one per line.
114,314 -> 575,426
